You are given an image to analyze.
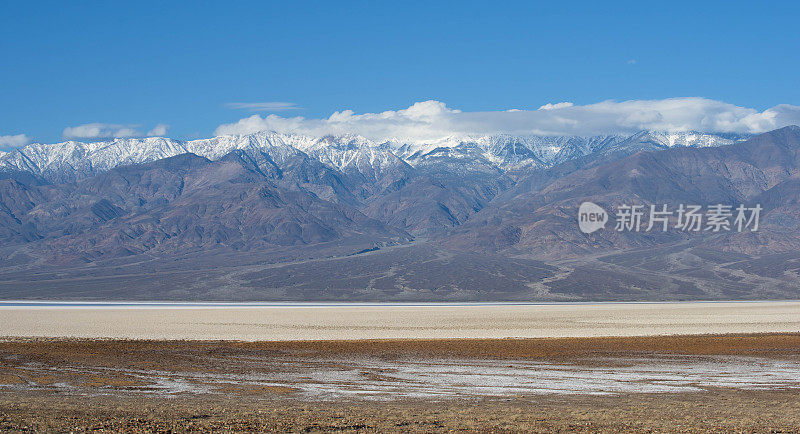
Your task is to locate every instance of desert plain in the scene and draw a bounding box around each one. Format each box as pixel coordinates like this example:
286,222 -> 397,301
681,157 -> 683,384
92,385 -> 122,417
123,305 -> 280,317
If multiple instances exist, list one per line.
1,302 -> 800,432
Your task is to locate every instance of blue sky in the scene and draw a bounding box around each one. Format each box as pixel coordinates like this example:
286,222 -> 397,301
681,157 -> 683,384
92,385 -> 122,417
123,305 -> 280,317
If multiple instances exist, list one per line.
2,0 -> 800,147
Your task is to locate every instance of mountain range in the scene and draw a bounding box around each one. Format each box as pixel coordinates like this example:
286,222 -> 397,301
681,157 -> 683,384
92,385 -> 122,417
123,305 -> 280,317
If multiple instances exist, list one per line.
2,127 -> 799,301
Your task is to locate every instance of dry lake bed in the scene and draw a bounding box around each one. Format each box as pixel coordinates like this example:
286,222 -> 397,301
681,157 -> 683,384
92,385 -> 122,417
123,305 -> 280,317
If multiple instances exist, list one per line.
1,300 -> 799,340
2,301 -> 800,432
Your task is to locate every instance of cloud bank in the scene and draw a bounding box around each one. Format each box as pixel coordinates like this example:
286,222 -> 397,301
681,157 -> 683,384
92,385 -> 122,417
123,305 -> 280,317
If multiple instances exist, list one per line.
214,98 -> 800,143
63,123 -> 171,140
0,134 -> 31,150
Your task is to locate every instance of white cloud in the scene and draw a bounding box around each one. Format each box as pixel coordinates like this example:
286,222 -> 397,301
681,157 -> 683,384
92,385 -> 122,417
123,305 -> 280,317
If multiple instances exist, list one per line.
225,102 -> 301,111
63,123 -> 140,139
0,133 -> 31,150
538,102 -> 574,110
63,123 -> 171,140
147,123 -> 170,136
214,98 -> 800,142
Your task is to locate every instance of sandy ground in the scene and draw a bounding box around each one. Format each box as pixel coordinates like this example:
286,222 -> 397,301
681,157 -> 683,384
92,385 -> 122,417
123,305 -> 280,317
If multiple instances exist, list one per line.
1,335 -> 800,432
3,390 -> 800,433
3,305 -> 800,432
1,301 -> 799,340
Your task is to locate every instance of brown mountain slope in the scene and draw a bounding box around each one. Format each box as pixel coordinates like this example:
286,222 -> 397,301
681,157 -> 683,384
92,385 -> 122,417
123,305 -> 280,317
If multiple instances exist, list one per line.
0,153 -> 409,266
445,126 -> 800,258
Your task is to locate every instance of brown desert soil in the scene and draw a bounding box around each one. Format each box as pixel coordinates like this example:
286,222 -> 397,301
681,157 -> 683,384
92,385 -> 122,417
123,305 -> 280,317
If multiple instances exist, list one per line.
2,390 -> 800,433
0,334 -> 799,432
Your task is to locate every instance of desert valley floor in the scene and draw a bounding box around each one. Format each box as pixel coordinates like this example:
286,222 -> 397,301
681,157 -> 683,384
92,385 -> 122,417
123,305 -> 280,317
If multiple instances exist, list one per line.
1,335 -> 800,432
1,302 -> 800,432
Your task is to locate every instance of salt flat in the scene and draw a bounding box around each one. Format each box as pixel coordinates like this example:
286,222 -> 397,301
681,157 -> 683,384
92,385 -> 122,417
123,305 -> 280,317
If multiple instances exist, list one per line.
2,335 -> 800,431
1,301 -> 799,340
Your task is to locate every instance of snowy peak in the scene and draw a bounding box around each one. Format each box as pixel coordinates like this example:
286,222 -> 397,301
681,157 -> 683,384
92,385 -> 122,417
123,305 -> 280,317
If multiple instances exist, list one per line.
0,130 -> 750,183
299,134 -> 410,180
393,131 -> 746,172
592,131 -> 746,157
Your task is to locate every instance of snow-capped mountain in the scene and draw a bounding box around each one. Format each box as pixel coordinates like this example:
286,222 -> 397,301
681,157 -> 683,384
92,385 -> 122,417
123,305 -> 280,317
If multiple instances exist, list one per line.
2,126 -> 799,302
300,135 -> 411,182
0,130 -> 749,183
0,133 -> 316,183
